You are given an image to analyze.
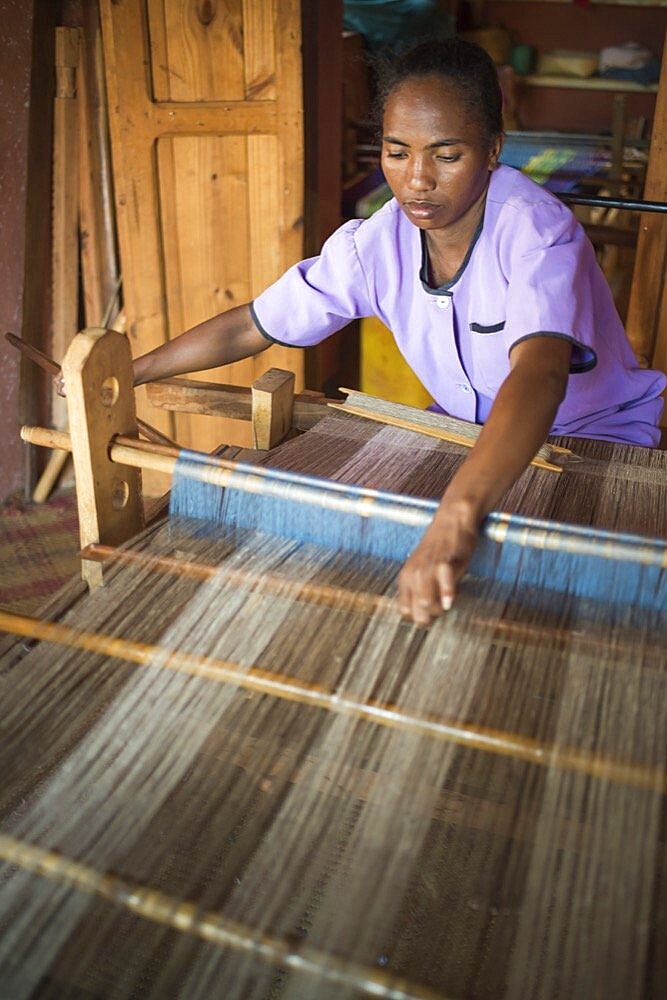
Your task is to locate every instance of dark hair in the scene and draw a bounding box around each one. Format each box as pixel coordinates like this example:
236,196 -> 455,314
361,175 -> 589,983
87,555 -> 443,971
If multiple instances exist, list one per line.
372,38 -> 503,147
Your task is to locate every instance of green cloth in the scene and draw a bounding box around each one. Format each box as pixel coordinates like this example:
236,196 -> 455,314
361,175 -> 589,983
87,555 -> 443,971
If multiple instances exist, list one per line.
343,0 -> 454,52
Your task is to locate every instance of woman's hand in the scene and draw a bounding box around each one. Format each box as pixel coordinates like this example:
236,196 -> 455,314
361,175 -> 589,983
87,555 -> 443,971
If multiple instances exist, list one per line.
396,336 -> 571,625
54,374 -> 66,397
397,498 -> 479,625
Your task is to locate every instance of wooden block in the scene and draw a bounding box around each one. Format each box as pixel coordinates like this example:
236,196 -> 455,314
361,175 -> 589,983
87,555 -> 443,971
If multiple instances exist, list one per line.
55,24 -> 80,73
62,329 -> 144,588
147,378 -> 253,420
146,377 -> 330,431
251,368 -> 295,449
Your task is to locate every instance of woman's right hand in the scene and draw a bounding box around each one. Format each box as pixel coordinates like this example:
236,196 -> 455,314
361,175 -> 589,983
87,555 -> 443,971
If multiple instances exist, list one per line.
54,374 -> 66,397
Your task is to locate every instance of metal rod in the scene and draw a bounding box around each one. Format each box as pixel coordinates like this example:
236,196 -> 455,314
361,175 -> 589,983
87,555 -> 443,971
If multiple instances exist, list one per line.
0,833 -> 443,1000
558,194 -> 667,213
0,609 -> 663,791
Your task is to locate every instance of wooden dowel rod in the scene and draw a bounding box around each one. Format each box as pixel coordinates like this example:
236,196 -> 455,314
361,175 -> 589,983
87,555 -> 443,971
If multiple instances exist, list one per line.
22,426 -> 71,450
115,434 -> 180,459
6,332 -> 61,375
337,388 -> 575,458
82,543 -> 663,662
6,333 -> 179,449
0,608 -> 663,791
32,450 -> 70,503
0,834 -> 440,1000
82,543 -> 389,615
134,420 -> 179,448
330,402 -> 564,474
21,426 -> 433,529
23,424 -> 666,568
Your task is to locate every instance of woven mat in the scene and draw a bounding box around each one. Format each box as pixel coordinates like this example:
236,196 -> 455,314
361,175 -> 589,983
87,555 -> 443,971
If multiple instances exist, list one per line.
0,492 -> 80,614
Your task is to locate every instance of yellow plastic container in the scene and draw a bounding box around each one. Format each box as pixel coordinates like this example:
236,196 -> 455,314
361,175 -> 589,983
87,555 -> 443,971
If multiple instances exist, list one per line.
360,317 -> 433,408
537,50 -> 599,79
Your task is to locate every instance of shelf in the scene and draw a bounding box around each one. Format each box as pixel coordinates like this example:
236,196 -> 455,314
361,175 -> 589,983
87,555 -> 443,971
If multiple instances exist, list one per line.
521,74 -> 659,93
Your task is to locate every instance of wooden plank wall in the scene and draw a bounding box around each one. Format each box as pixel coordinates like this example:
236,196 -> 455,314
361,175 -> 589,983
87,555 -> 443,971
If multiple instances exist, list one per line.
99,0 -> 304,490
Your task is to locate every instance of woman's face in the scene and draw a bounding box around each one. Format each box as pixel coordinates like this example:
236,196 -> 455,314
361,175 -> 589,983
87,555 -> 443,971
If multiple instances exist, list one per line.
381,74 -> 501,233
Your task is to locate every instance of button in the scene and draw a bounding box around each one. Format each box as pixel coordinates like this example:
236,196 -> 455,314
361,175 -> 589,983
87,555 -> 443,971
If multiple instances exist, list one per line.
435,296 -> 451,309
456,382 -> 472,394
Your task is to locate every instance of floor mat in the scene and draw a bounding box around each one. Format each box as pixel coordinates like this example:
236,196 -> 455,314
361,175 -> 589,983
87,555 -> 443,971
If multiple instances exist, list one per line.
0,492 -> 80,614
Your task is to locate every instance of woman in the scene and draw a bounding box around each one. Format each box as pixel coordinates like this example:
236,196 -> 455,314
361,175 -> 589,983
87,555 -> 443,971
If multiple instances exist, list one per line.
132,39 -> 666,624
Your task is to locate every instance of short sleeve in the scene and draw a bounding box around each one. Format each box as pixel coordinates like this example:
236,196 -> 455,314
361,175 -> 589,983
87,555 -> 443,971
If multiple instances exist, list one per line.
251,219 -> 374,347
503,204 -> 599,372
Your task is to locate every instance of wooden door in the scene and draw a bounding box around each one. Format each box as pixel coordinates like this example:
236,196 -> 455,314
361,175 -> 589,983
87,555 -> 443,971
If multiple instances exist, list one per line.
100,0 -> 304,490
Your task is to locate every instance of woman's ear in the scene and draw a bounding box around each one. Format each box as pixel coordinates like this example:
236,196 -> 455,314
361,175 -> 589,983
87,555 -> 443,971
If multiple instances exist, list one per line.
489,133 -> 504,170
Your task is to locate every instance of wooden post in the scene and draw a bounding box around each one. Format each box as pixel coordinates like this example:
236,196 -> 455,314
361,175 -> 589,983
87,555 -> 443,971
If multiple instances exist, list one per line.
51,26 -> 80,431
62,329 -> 144,588
79,4 -> 120,330
251,368 -> 295,449
625,35 -> 667,411
609,93 -> 626,193
32,27 -> 80,504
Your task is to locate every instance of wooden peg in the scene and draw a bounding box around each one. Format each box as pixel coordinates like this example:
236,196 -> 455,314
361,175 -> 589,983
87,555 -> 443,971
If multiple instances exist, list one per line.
62,328 -> 144,588
251,368 -> 295,449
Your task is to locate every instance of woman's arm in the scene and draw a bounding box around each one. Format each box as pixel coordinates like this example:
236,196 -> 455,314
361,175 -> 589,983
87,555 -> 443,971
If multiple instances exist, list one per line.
133,303 -> 269,386
397,335 -> 572,624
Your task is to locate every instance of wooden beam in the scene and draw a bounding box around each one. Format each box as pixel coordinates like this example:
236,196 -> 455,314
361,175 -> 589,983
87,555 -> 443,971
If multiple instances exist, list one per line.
14,0 -> 57,499
79,2 -> 120,329
625,35 -> 667,383
145,377 -> 332,431
0,609 -> 663,791
150,101 -> 279,134
62,329 -> 144,588
147,377 -> 254,420
51,26 -> 80,432
251,368 -> 295,449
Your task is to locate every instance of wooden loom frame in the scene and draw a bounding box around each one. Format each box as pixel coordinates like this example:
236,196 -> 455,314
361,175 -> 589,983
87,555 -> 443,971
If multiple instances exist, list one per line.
2,327 -> 666,996
13,323 -> 581,592
10,325 -> 666,793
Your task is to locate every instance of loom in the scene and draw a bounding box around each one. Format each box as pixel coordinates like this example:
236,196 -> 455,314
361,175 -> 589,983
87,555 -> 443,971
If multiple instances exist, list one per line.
1,327 -> 665,998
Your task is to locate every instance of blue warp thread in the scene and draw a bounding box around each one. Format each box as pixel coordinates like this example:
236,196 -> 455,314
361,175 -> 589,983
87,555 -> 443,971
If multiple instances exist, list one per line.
169,450 -> 666,615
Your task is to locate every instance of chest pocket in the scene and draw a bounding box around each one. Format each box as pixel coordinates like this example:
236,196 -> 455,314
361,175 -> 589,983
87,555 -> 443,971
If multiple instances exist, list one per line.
470,320 -> 505,334
468,319 -> 510,393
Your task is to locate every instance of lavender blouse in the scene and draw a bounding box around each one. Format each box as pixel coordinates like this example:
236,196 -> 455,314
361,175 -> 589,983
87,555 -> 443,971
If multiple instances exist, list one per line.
252,165 -> 666,446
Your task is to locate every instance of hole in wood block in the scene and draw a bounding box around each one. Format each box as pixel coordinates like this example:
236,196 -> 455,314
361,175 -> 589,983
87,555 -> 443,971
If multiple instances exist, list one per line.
111,478 -> 130,510
101,377 -> 120,407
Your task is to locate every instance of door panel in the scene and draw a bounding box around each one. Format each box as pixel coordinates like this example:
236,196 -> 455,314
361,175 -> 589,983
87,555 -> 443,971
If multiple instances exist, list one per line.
100,0 -> 304,490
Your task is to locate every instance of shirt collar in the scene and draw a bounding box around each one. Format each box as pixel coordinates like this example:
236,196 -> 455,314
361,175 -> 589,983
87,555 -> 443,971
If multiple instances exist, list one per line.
418,213 -> 484,295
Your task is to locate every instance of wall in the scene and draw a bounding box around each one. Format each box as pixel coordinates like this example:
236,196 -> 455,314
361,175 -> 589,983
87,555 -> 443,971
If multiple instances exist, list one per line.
484,1 -> 665,132
0,0 -> 55,503
0,1 -> 36,501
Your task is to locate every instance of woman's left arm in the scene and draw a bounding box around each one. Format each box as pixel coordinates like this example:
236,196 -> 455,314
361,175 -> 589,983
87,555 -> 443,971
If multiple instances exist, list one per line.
397,335 -> 572,624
